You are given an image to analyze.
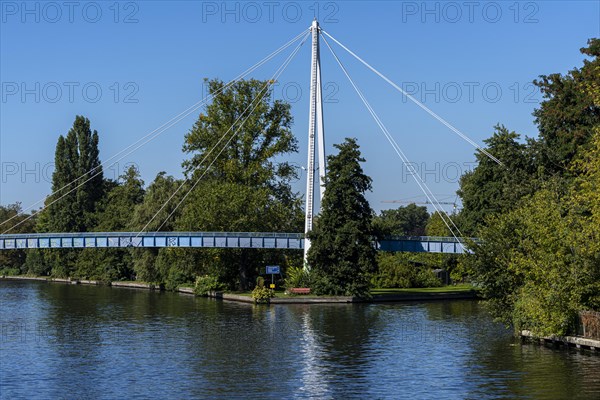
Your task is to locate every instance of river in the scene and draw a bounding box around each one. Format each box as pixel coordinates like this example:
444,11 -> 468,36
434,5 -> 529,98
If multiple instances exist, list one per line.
1,280 -> 598,399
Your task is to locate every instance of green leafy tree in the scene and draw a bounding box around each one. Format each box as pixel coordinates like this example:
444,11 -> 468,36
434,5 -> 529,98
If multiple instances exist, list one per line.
569,127 -> 600,312
307,138 -> 377,298
457,125 -> 536,235
467,131 -> 600,334
462,39 -> 600,336
95,166 -> 145,232
373,203 -> 429,238
73,166 -> 145,281
425,211 -> 452,236
466,183 -> 580,335
0,203 -> 36,274
532,38 -> 600,175
182,78 -> 297,186
149,79 -> 303,290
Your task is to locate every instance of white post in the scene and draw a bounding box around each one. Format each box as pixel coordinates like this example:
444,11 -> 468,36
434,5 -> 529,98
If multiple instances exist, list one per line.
303,20 -> 325,268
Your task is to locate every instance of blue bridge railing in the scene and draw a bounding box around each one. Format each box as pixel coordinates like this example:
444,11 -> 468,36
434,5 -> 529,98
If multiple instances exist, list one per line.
0,232 -> 476,254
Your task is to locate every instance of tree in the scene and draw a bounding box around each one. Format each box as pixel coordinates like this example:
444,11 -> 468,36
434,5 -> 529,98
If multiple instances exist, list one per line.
466,130 -> 600,336
457,125 -> 536,235
373,203 -> 429,238
425,211 -> 452,237
569,127 -> 600,312
532,38 -> 600,175
307,138 -> 377,298
73,166 -> 145,281
466,183 -> 583,336
41,115 -> 105,233
165,78 -> 303,290
0,203 -> 36,274
182,78 -> 298,186
95,166 -> 145,232
29,116 -> 106,277
460,39 -> 600,337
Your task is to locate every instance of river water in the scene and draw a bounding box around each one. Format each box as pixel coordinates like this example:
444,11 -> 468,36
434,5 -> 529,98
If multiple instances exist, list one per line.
1,280 -> 598,399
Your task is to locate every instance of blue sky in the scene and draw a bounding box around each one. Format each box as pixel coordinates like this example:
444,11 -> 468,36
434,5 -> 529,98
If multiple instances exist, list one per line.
1,0 -> 599,215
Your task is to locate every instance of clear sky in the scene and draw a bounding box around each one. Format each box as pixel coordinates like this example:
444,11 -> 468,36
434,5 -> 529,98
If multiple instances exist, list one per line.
1,0 -> 599,215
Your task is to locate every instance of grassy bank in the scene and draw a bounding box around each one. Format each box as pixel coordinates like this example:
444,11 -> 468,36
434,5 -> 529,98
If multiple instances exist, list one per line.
226,284 -> 478,299
371,284 -> 478,296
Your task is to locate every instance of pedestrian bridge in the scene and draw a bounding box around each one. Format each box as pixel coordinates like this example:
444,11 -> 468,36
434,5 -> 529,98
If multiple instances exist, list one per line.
0,232 -> 474,254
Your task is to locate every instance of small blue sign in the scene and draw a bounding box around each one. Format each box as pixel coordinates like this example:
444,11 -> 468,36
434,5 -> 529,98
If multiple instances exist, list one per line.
266,265 -> 280,274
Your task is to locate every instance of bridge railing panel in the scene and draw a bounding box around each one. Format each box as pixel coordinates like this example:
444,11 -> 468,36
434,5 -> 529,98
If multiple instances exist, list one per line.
0,232 -> 475,253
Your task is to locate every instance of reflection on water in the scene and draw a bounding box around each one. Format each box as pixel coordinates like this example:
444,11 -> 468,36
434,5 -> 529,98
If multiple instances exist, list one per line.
1,280 -> 599,399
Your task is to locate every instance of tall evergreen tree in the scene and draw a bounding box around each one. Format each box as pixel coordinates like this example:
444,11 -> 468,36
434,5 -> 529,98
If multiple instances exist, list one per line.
30,116 -> 105,277
42,115 -> 104,232
76,117 -> 104,221
42,135 -> 77,232
307,138 -> 376,298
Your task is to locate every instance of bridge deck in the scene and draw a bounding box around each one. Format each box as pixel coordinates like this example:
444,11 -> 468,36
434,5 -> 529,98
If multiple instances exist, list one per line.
0,232 -> 473,254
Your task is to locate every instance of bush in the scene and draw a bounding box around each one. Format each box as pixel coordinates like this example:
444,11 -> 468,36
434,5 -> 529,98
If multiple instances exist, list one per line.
372,253 -> 442,288
165,268 -> 193,292
284,266 -> 311,289
414,268 -> 443,288
194,275 -> 225,296
0,267 -> 20,276
252,276 -> 274,304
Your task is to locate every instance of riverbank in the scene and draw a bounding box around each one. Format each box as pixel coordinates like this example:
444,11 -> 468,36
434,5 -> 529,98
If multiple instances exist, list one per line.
0,275 -> 479,303
521,330 -> 600,352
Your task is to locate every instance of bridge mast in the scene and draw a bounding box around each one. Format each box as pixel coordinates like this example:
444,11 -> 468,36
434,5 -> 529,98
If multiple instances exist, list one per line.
304,19 -> 326,266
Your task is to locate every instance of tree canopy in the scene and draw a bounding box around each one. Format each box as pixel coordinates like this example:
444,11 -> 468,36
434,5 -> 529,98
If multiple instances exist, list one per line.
373,203 -> 429,238
149,78 -> 304,290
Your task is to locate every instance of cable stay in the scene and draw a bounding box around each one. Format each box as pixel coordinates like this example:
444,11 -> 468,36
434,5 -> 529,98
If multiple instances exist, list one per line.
135,31 -> 311,237
1,28 -> 310,235
321,33 -> 465,241
320,29 -> 503,167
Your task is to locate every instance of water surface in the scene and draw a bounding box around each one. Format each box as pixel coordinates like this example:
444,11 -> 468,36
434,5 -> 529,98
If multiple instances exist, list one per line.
1,280 -> 598,399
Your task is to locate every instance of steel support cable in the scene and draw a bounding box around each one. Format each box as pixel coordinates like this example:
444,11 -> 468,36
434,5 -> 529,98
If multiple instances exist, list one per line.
137,31 -> 311,237
1,28 -> 310,234
321,29 -> 503,167
321,34 -> 464,241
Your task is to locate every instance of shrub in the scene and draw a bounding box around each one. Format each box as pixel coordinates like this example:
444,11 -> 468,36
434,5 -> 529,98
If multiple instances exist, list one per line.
0,267 -> 20,276
372,253 -> 441,288
165,268 -> 192,292
252,276 -> 274,304
284,266 -> 311,290
414,268 -> 443,288
194,275 -> 225,296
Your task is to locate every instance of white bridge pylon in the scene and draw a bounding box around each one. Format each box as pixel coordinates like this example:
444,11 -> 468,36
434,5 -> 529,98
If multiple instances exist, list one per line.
303,20 -> 326,266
